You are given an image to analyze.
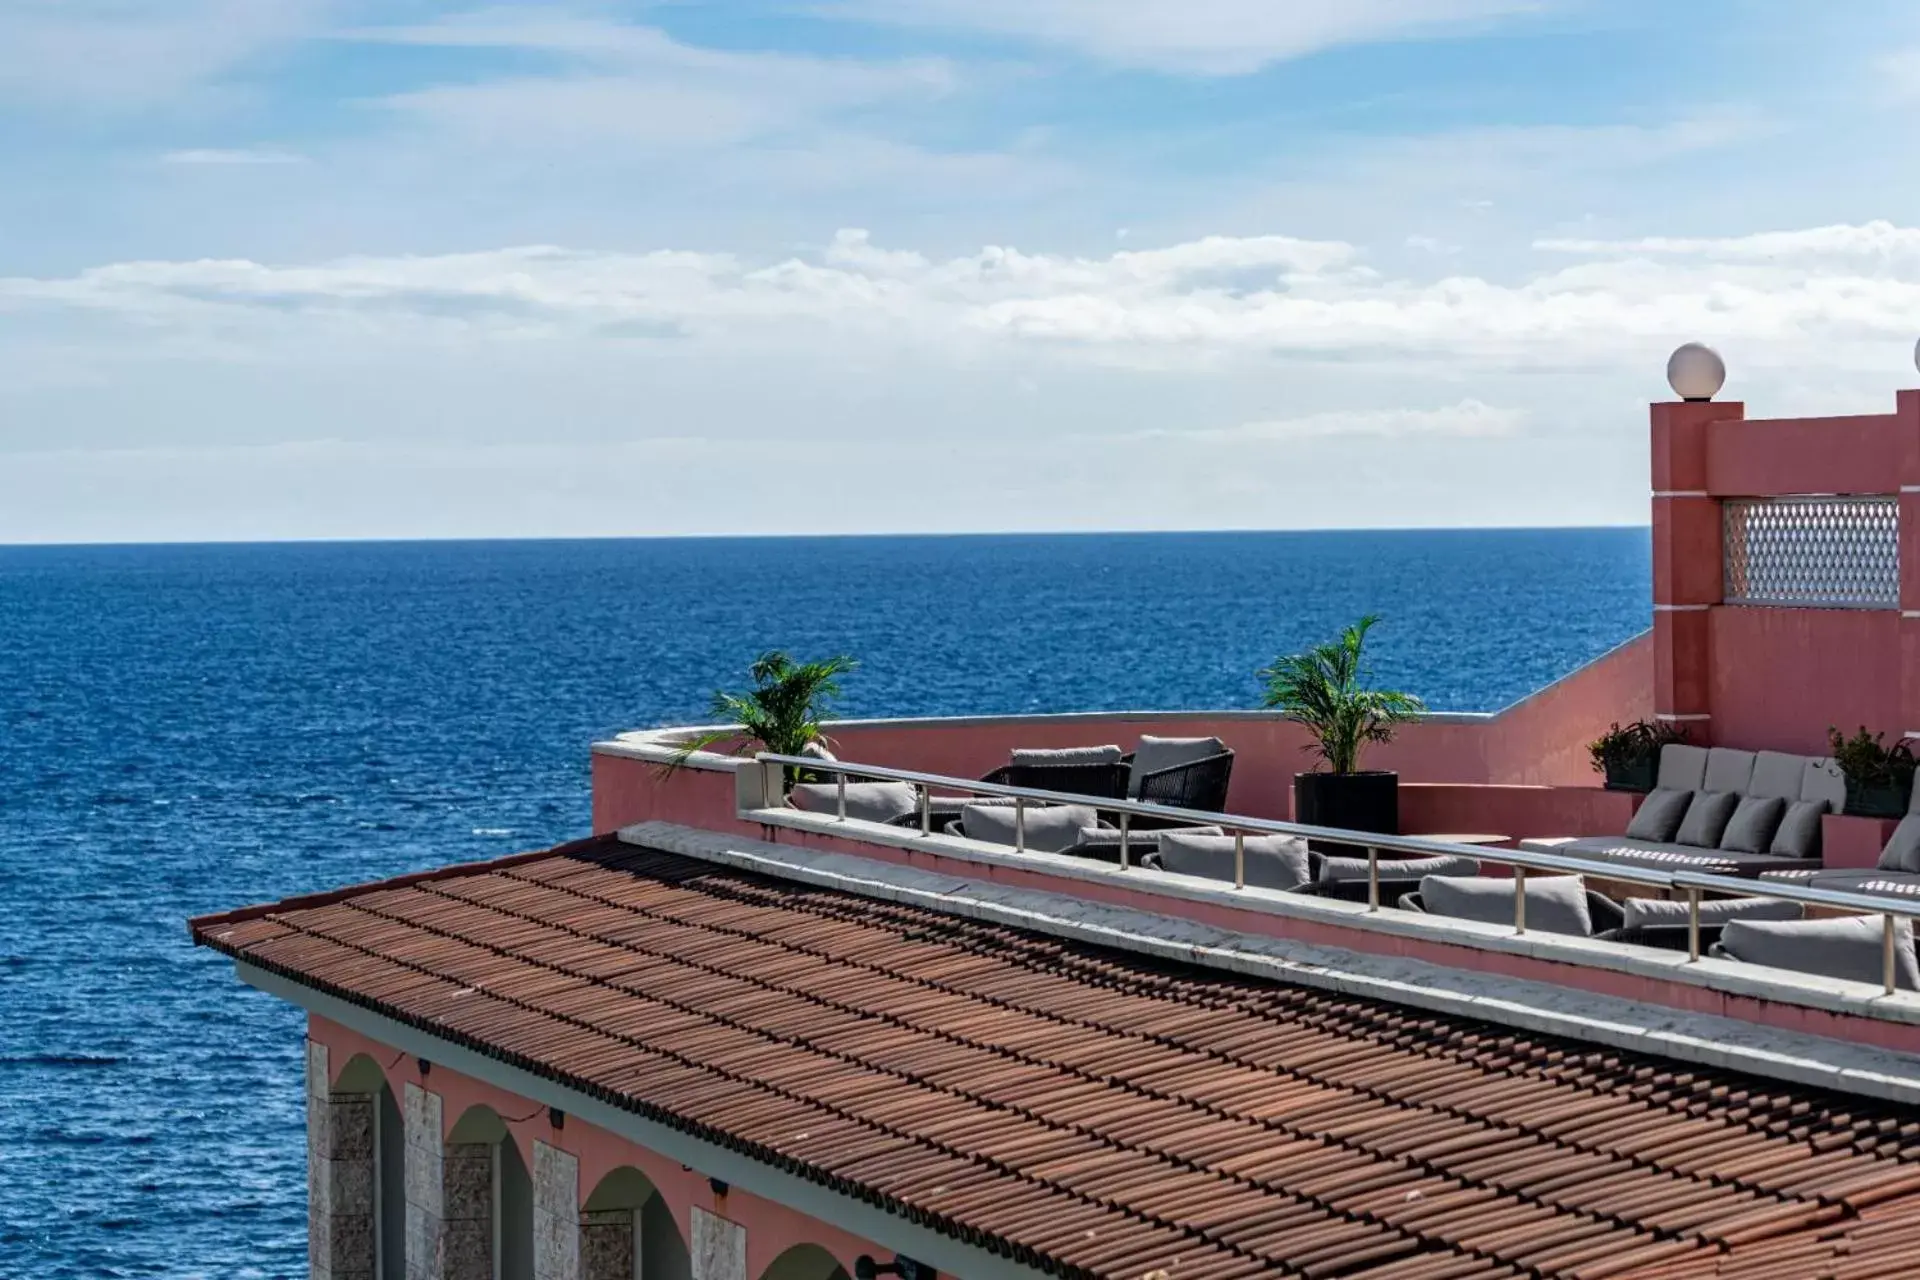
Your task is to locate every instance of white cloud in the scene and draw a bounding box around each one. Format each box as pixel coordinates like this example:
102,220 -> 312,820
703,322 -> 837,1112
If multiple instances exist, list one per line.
1141,400 -> 1525,442
1882,46 -> 1920,100
341,10 -> 957,149
0,1 -> 327,106
1535,221 -> 1920,261
162,147 -> 307,165
8,224 -> 1920,374
824,0 -> 1551,74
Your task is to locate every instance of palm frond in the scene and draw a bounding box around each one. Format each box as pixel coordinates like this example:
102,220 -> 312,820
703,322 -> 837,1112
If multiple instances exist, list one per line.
1258,615 -> 1424,774
663,650 -> 858,781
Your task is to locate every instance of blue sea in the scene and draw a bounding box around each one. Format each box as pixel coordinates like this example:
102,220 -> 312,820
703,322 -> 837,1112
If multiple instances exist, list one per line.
0,530 -> 1649,1277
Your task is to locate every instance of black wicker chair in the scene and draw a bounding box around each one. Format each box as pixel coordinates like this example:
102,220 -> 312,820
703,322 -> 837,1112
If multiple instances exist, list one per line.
1129,748 -> 1235,814
979,759 -> 1132,800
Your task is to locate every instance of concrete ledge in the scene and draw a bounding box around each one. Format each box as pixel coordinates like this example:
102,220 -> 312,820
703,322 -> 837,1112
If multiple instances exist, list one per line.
624,820 -> 1920,1105
734,806 -> 1920,1030
592,725 -> 743,772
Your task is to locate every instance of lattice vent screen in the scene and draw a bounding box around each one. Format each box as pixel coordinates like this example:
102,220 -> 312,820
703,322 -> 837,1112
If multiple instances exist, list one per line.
1722,496 -> 1898,609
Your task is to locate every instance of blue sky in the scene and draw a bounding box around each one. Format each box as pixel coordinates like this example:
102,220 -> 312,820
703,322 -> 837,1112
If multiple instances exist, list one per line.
4,1 -> 1920,541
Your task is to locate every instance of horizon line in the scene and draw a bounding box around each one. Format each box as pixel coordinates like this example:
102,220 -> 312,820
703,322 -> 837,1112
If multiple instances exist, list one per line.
0,524 -> 1656,551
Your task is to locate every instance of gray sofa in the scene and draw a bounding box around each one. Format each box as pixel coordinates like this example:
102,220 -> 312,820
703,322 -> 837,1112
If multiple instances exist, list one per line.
1520,744 -> 1844,876
1801,782 -> 1920,899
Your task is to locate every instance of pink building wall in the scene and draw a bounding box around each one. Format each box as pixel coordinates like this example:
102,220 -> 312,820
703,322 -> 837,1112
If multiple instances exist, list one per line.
1652,387 -> 1920,750
313,1014 -> 887,1280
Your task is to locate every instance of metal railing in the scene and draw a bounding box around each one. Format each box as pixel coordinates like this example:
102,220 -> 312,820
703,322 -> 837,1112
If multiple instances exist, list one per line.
758,753 -> 1920,995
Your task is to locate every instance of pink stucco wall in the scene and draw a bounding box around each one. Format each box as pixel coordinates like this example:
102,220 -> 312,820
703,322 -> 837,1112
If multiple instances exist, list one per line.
312,1015 -> 887,1280
1654,389 -> 1920,751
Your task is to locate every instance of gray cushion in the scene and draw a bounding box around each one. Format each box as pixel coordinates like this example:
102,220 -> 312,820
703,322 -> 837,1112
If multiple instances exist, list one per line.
1702,748 -> 1757,794
1625,789 -> 1693,842
1419,873 -> 1595,936
1620,896 -> 1800,931
1719,795 -> 1787,854
959,802 -> 1097,853
788,780 -> 916,823
1317,853 -> 1482,882
1747,751 -> 1806,801
1009,745 -> 1123,766
1072,825 -> 1221,851
1153,833 -> 1311,891
1676,790 -> 1739,848
1718,916 -> 1920,990
1769,799 -> 1828,859
799,739 -> 838,762
1128,735 -> 1226,797
1657,743 -> 1709,791
1542,836 -> 1815,875
1803,758 -> 1847,808
1878,815 -> 1920,874
1807,869 -> 1920,899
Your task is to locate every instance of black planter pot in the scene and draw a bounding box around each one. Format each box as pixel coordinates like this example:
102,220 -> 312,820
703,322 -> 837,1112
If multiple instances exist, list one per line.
1843,777 -> 1911,818
1294,771 -> 1399,855
1602,755 -> 1659,794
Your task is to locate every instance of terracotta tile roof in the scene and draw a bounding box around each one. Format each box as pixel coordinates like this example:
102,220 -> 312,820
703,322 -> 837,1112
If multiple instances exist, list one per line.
192,836 -> 1920,1280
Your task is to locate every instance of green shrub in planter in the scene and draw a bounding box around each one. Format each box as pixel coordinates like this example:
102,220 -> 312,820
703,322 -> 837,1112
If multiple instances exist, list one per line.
1588,720 -> 1690,793
1828,726 -> 1916,817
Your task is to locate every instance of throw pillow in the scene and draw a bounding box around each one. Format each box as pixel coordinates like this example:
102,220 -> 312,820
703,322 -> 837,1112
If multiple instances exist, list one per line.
1718,916 -> 1920,990
1769,799 -> 1828,859
1418,874 -> 1594,937
1879,815 -> 1920,875
1624,789 -> 1693,842
1718,795 -> 1788,854
1675,790 -> 1739,848
1620,896 -> 1800,931
1009,745 -> 1124,766
1153,833 -> 1311,891
788,780 -> 917,823
959,802 -> 1097,853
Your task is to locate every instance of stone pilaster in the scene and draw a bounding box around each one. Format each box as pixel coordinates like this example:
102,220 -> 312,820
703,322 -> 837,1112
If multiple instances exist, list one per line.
309,1041 -> 376,1280
691,1207 -> 746,1280
404,1082 -> 445,1280
532,1139 -> 582,1280
580,1209 -> 640,1280
441,1141 -> 495,1280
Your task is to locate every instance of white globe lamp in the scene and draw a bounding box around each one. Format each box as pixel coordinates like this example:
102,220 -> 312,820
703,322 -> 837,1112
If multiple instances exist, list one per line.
1666,343 -> 1727,402
1913,335 -> 1919,375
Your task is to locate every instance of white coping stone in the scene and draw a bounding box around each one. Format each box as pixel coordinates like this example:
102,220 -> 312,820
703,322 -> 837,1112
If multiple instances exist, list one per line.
619,820 -> 1920,1106
690,1207 -> 747,1280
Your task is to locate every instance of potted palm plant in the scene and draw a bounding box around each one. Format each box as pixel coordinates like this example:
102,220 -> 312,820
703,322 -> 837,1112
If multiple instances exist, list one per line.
1828,726 -> 1916,818
670,650 -> 857,787
1260,615 -> 1423,838
1589,720 -> 1690,793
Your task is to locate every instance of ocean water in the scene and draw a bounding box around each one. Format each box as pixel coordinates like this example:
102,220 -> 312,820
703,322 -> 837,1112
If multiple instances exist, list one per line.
0,530 -> 1650,1277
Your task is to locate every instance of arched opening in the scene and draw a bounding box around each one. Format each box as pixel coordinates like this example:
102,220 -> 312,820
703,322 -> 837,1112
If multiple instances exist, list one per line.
758,1243 -> 851,1280
581,1166 -> 690,1280
331,1054 -> 405,1279
446,1105 -> 534,1280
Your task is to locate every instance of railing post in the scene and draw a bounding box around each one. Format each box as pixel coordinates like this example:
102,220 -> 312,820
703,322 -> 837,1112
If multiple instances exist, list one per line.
1687,887 -> 1701,962
1886,914 -> 1899,996
1367,847 -> 1379,913
1233,832 -> 1245,890
836,771 -> 847,821
1119,812 -> 1131,870
919,786 -> 931,836
1015,797 -> 1026,854
1514,867 -> 1527,935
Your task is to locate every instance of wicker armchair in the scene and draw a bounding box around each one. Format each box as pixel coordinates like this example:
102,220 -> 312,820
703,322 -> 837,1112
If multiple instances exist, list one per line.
979,759 -> 1132,800
1129,748 -> 1234,813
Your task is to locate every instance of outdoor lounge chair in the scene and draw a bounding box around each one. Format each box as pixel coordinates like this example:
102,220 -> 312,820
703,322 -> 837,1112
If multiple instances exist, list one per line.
1799,785 -> 1920,900
1398,875 -> 1625,937
1711,914 -> 1920,990
1288,852 -> 1485,904
1518,745 -> 1842,877
977,737 -> 1236,812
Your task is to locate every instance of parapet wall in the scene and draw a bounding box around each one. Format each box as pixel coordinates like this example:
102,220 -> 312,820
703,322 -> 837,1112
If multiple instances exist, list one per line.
1653,388 -> 1920,752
